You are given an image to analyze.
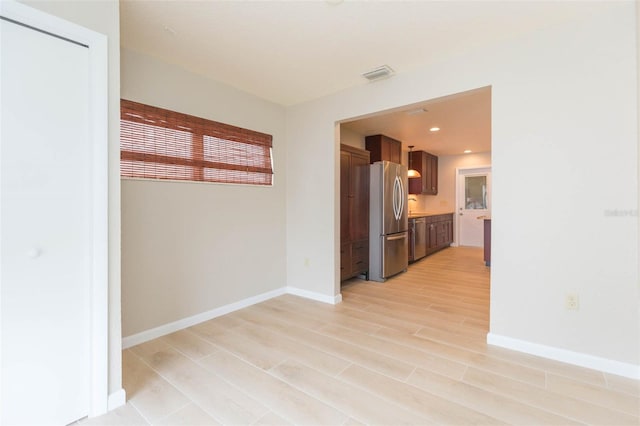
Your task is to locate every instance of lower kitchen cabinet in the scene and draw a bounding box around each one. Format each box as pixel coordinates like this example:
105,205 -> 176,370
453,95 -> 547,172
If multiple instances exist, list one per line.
484,219 -> 491,267
341,240 -> 369,280
427,221 -> 437,251
410,213 -> 453,262
427,213 -> 453,255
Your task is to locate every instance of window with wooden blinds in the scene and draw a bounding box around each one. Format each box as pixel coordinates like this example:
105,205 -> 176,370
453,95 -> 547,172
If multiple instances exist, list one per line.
120,99 -> 273,185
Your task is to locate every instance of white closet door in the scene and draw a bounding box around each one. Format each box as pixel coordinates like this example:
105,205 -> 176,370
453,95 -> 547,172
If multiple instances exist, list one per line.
1,17 -> 92,425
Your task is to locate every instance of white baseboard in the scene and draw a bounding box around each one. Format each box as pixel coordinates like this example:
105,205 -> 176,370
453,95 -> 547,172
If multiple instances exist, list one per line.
122,287 -> 287,348
107,388 -> 126,411
287,286 -> 342,304
487,332 -> 640,380
122,286 -> 343,349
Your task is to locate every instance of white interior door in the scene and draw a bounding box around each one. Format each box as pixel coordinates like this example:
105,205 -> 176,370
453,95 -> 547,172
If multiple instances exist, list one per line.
1,16 -> 93,425
457,167 -> 491,247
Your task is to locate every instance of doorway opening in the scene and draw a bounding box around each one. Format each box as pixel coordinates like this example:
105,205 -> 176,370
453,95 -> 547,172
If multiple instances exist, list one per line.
337,85 -> 493,335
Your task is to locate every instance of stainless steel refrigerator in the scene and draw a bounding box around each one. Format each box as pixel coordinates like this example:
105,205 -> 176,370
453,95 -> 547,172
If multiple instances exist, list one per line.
369,161 -> 408,282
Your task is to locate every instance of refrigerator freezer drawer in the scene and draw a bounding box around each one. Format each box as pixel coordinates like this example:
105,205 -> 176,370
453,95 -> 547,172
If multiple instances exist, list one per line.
382,232 -> 408,279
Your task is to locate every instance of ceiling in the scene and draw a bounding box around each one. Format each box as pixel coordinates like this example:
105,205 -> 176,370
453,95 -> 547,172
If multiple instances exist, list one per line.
120,1 -> 613,107
341,86 -> 491,156
120,1 -> 614,156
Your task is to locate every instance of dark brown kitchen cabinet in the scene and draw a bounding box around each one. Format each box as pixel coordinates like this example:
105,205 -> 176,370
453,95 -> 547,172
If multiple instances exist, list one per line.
340,144 -> 370,280
365,134 -> 402,164
427,222 -> 438,250
408,213 -> 453,263
425,213 -> 453,256
484,219 -> 491,266
408,150 -> 438,195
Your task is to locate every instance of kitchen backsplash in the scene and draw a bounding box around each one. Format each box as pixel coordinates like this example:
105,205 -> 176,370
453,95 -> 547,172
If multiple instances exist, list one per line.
409,193 -> 453,213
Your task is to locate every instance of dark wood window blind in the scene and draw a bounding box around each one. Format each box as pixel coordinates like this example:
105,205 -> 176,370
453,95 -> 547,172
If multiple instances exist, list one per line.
120,99 -> 273,185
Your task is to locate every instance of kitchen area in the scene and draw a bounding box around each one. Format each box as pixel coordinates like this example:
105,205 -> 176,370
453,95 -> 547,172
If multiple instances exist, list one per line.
340,133 -> 454,282
339,86 -> 491,283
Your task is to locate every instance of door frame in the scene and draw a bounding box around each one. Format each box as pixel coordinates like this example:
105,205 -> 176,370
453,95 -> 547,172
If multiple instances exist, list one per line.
0,0 -> 109,417
454,165 -> 492,247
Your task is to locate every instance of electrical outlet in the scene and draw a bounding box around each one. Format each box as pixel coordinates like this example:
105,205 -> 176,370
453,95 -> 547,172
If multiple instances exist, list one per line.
565,293 -> 579,311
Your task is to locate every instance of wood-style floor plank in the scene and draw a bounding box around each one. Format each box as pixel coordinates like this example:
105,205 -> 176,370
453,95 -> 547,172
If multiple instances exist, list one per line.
270,359 -> 429,425
199,350 -> 349,425
338,363 -> 507,425
463,367 -> 639,425
84,247 -> 639,426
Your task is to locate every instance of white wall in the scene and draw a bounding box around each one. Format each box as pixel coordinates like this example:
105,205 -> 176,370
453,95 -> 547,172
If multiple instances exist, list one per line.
488,6 -> 638,371
20,0 -> 123,398
286,3 -> 639,372
120,49 -> 287,337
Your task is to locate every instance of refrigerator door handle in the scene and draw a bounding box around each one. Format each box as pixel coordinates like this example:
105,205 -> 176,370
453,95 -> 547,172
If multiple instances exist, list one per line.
386,233 -> 407,241
398,176 -> 404,218
392,176 -> 399,220
392,175 -> 404,221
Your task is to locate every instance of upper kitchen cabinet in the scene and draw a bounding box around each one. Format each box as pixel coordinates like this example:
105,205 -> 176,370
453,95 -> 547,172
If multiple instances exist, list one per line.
365,134 -> 401,164
408,150 -> 438,195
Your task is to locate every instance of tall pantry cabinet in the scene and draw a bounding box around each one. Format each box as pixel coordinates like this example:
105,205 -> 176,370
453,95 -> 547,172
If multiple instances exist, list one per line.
340,145 -> 370,280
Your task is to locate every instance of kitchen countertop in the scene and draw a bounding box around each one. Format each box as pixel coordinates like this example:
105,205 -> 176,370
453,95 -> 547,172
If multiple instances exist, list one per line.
408,212 -> 454,219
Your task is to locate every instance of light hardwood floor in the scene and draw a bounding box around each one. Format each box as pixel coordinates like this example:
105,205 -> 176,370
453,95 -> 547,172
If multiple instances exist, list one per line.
84,247 -> 639,425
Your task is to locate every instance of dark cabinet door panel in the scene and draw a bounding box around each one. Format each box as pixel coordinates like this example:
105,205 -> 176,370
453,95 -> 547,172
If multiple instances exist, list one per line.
340,145 -> 370,280
414,213 -> 453,258
365,134 -> 402,164
408,151 -> 438,195
340,151 -> 351,241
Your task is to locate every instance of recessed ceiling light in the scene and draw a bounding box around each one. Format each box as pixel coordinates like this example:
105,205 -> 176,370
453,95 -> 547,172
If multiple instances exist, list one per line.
464,150 -> 472,154
429,127 -> 440,132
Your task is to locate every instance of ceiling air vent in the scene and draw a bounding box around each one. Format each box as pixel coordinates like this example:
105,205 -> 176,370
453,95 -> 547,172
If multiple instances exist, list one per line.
362,65 -> 394,82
